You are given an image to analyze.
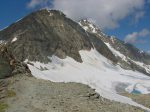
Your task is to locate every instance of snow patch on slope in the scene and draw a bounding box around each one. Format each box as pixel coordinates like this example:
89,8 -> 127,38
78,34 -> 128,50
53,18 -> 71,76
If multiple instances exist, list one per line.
79,20 -> 99,34
131,60 -> 150,74
47,9 -> 54,17
0,40 -> 7,45
0,40 -> 4,44
105,43 -> 127,62
26,48 -> 150,111
11,37 -> 17,43
88,23 -> 98,33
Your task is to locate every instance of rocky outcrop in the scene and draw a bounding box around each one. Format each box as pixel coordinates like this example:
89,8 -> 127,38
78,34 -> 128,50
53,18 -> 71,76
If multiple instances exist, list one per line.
0,44 -> 31,79
0,80 -> 8,100
0,48 -> 12,79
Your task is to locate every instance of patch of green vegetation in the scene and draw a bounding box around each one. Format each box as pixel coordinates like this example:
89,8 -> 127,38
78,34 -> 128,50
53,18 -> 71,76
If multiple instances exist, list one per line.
7,90 -> 16,97
0,102 -> 8,112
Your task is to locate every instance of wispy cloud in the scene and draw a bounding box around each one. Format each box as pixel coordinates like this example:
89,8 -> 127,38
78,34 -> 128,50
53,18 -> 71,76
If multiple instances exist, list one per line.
27,0 -> 146,29
147,51 -> 150,54
148,0 -> 150,3
27,0 -> 50,9
132,11 -> 145,24
124,28 -> 150,44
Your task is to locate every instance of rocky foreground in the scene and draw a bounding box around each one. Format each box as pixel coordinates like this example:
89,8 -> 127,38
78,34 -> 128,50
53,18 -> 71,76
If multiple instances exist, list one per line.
122,93 -> 150,109
0,74 -> 146,112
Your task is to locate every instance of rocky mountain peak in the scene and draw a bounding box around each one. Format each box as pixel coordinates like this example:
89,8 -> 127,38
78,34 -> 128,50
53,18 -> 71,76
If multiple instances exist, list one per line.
79,19 -> 101,34
78,19 -> 108,39
0,9 -> 117,64
1,9 -> 149,76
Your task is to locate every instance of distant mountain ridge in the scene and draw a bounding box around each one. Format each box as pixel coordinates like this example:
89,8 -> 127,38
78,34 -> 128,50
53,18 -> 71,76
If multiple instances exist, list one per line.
79,19 -> 150,75
79,19 -> 150,64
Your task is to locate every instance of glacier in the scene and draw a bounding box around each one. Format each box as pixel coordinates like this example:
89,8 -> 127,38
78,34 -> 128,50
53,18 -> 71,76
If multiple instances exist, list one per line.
25,48 -> 150,111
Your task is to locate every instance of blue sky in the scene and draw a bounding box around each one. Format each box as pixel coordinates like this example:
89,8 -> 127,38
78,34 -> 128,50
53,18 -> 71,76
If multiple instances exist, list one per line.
106,3 -> 150,52
0,0 -> 150,52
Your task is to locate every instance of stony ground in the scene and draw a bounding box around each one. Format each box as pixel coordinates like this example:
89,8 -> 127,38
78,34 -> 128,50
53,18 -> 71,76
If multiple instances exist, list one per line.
0,74 -> 147,112
121,93 -> 150,109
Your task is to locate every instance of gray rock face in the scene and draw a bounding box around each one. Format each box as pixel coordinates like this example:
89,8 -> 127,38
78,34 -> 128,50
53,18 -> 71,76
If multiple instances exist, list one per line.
87,33 -> 118,63
0,45 -> 31,79
0,52 -> 12,79
0,9 -> 117,64
0,10 -> 90,62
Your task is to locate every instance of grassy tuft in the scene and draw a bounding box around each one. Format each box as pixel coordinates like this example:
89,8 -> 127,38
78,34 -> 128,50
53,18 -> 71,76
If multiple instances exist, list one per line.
0,102 -> 8,112
7,90 -> 16,97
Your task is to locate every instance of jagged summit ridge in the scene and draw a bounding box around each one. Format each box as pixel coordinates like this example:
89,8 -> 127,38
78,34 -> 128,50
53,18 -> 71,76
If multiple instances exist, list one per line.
79,19 -> 150,63
79,19 -> 107,37
79,19 -> 100,34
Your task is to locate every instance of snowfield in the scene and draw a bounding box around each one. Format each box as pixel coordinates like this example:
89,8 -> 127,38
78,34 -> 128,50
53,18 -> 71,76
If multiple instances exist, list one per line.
26,48 -> 150,111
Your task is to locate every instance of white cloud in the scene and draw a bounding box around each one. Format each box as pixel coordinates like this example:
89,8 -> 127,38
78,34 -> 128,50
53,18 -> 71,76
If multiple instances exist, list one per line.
133,11 -> 145,23
139,28 -> 150,36
124,28 -> 150,43
27,0 -> 50,9
124,32 -> 138,43
27,0 -> 146,29
147,0 -> 150,3
147,51 -> 150,54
